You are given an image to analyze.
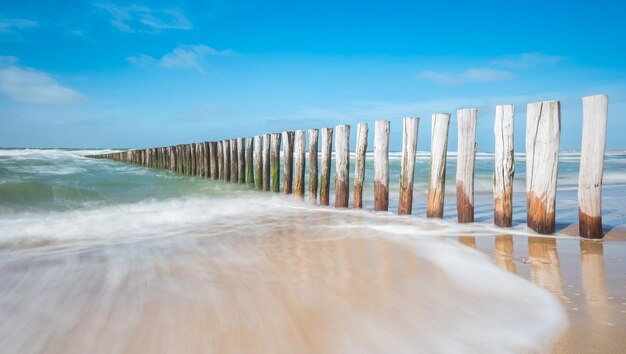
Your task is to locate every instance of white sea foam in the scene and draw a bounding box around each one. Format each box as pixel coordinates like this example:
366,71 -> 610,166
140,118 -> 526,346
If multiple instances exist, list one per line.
0,195 -> 567,353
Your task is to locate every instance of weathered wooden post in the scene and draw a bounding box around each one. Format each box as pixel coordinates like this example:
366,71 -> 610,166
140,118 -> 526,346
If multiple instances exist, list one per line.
294,130 -> 306,198
217,141 -> 224,180
189,144 -> 194,175
283,131 -> 295,194
270,133 -> 282,193
579,94 -> 608,239
456,108 -> 478,223
254,135 -> 263,190
176,145 -> 182,174
230,138 -> 238,183
427,113 -> 450,218
494,105 -> 515,227
374,120 -> 390,211
246,137 -> 254,187
526,101 -> 561,234
263,133 -> 271,191
320,127 -> 333,205
209,142 -> 218,180
335,125 -> 350,208
223,140 -> 231,182
204,142 -> 210,178
308,129 -> 319,203
354,123 -> 368,208
399,117 -> 419,215
237,137 -> 246,184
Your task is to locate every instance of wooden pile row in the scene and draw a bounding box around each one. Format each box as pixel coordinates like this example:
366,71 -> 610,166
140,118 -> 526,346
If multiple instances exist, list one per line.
91,94 -> 608,239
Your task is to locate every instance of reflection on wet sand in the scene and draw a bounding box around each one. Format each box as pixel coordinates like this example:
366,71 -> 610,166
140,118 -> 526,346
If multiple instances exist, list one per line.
458,236 -> 476,248
468,234 -> 626,354
494,235 -> 517,273
527,237 -> 566,301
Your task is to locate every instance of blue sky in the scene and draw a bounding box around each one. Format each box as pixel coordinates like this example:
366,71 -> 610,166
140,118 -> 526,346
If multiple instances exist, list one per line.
1,0 -> 625,151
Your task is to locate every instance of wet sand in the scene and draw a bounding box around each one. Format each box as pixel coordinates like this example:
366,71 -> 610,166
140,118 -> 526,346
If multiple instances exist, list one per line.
466,231 -> 626,354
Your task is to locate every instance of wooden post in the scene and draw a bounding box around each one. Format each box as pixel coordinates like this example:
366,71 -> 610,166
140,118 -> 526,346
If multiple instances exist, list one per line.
204,142 -> 210,178
374,120 -> 390,211
456,108 -> 478,223
254,135 -> 263,190
283,131 -> 294,194
209,142 -> 218,180
320,127 -> 333,205
230,138 -> 238,183
223,140 -> 231,182
494,105 -> 515,227
308,129 -> 319,203
526,101 -> 561,234
579,94 -> 608,239
398,117 -> 419,215
353,123 -> 368,209
335,125 -> 350,208
270,133 -> 281,193
217,141 -> 224,180
189,144 -> 195,175
294,130 -> 306,198
263,133 -> 271,191
246,137 -> 254,187
237,137 -> 246,184
427,113 -> 450,218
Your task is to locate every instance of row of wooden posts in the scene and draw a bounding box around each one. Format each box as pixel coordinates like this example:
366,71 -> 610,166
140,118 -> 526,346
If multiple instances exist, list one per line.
91,94 -> 608,239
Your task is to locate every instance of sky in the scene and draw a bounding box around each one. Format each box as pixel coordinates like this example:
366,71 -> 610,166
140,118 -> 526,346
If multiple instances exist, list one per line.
1,0 -> 625,151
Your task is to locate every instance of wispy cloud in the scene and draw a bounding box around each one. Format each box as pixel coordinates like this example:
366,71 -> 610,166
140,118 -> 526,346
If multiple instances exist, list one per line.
127,44 -> 235,72
93,3 -> 191,33
0,17 -> 39,33
490,52 -> 563,69
418,68 -> 513,85
0,58 -> 86,103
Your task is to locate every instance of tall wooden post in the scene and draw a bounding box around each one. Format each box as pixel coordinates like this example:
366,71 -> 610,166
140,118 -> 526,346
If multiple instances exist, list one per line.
209,142 -> 218,180
190,143 -> 196,176
263,133 -> 271,191
217,141 -> 224,180
223,140 -> 230,182
294,130 -> 306,198
374,120 -> 390,211
526,101 -> 561,234
237,137 -> 246,184
579,94 -> 607,239
398,117 -> 419,215
254,135 -> 263,190
335,125 -> 350,208
354,123 -> 368,209
320,127 -> 333,205
246,137 -> 254,188
494,105 -> 515,227
308,129 -> 319,203
230,138 -> 238,183
203,142 -> 210,178
427,113 -> 450,218
283,131 -> 294,194
456,108 -> 478,223
270,133 -> 281,193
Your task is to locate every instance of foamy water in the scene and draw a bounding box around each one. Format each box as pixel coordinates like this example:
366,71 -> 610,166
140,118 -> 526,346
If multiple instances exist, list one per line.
2,148 -> 624,353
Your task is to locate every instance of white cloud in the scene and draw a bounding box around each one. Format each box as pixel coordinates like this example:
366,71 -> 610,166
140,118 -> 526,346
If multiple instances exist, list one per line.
93,3 -> 191,33
0,17 -> 38,33
419,68 -> 513,85
127,44 -> 234,72
490,52 -> 563,69
0,61 -> 86,103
